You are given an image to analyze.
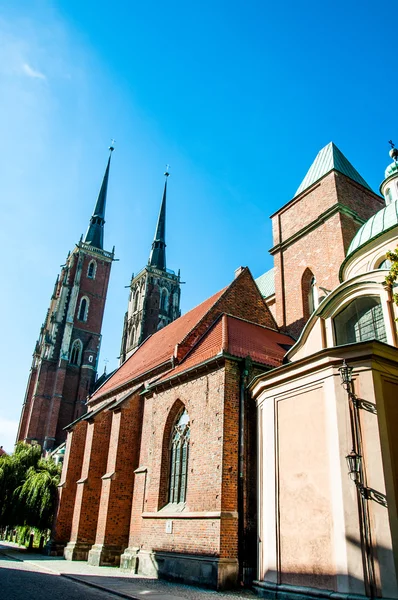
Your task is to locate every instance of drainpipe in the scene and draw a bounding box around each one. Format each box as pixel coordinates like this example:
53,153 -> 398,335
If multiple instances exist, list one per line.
238,356 -> 251,585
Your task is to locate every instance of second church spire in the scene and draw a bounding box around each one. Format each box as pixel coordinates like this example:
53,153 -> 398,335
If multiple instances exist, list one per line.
148,170 -> 169,270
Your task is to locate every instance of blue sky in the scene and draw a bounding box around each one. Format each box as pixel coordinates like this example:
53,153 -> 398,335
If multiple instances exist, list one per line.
0,0 -> 395,451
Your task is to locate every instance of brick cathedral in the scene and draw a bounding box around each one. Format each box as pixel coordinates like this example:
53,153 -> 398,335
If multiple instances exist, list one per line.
17,143 -> 398,597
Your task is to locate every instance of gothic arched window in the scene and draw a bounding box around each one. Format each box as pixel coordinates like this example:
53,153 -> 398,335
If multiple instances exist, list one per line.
70,339 -> 83,366
301,268 -> 317,319
133,292 -> 139,312
334,297 -> 387,346
308,276 -> 318,314
78,297 -> 89,322
87,260 -> 96,279
129,326 -> 135,347
169,409 -> 190,504
160,289 -> 168,311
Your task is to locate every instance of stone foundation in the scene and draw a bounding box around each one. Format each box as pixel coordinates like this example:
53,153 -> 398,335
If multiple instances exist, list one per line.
120,546 -> 140,573
121,548 -> 238,590
63,541 -> 92,561
87,543 -> 122,566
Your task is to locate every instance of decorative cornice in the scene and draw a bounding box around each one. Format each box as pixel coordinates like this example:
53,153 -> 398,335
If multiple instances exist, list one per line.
269,203 -> 366,255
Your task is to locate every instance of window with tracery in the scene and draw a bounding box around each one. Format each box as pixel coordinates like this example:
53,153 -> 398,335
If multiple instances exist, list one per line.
70,339 -> 82,366
169,409 -> 190,504
78,297 -> 89,322
334,297 -> 387,346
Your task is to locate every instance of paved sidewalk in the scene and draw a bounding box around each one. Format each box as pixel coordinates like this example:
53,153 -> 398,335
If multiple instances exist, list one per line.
0,542 -> 256,600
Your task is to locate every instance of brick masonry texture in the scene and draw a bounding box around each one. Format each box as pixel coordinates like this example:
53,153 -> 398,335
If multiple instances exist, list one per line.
17,246 -> 113,451
272,172 -> 384,338
53,268 -> 275,587
51,164 -> 385,589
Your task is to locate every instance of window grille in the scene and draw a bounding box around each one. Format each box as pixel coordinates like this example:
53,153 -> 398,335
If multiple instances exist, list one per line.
169,409 -> 190,504
334,297 -> 387,346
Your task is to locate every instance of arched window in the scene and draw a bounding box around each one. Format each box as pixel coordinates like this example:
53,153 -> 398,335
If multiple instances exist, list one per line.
129,326 -> 135,347
78,297 -> 89,322
169,409 -> 190,504
301,268 -> 317,319
70,339 -> 83,366
378,258 -> 392,270
308,276 -> 318,314
160,289 -> 168,311
334,297 -> 387,346
87,260 -> 96,279
133,291 -> 139,312
386,188 -> 393,204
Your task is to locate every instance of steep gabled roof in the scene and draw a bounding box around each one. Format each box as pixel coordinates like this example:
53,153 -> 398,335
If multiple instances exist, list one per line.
294,142 -> 373,198
89,268 -> 277,403
155,315 -> 294,384
90,286 -> 227,402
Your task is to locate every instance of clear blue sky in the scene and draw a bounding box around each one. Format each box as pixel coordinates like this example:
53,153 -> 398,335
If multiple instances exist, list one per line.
0,0 -> 395,451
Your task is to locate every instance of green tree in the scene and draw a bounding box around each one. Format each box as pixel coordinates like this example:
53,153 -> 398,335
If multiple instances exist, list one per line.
0,442 -> 61,536
386,249 -> 398,307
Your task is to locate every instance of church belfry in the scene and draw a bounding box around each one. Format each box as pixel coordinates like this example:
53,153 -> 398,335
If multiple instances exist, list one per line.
17,147 -> 115,452
120,170 -> 181,364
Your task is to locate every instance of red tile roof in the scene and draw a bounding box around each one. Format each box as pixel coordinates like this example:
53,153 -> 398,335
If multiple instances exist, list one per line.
227,316 -> 293,366
90,286 -> 226,402
156,315 -> 294,383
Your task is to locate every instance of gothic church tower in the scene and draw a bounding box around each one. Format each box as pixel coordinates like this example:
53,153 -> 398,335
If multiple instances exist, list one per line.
17,148 -> 115,452
120,171 -> 181,363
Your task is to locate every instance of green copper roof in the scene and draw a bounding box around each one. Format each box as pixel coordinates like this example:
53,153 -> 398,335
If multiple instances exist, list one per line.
346,199 -> 398,257
255,268 -> 275,298
385,161 -> 398,179
294,142 -> 373,198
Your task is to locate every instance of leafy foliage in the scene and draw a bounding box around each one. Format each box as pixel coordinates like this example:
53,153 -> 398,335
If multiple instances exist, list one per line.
385,249 -> 398,306
0,442 -> 61,534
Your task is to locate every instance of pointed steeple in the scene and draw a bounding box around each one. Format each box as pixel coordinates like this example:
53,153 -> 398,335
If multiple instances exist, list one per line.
84,145 -> 114,249
148,169 -> 169,270
294,142 -> 373,198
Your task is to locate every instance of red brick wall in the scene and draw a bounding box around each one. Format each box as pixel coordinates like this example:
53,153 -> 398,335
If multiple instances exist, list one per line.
75,253 -> 112,334
271,172 -> 384,338
177,268 -> 276,362
220,361 -> 240,560
95,395 -> 144,549
52,421 -> 88,545
69,411 -> 112,545
128,368 -> 227,556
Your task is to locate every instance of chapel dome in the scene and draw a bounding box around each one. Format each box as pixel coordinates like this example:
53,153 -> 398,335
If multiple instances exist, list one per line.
385,161 -> 398,178
346,199 -> 398,258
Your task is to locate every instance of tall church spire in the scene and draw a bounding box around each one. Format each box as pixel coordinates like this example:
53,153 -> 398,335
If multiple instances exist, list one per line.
84,145 -> 114,249
148,170 -> 169,270
120,167 -> 181,364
